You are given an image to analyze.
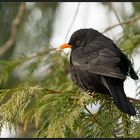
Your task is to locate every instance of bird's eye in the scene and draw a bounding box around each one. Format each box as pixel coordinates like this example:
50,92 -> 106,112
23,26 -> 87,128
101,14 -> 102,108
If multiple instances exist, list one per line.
76,40 -> 81,46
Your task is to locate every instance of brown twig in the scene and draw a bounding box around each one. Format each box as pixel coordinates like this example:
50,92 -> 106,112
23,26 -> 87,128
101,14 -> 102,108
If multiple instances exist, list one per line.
46,89 -> 63,94
128,97 -> 140,104
102,15 -> 140,33
0,2 -> 25,56
84,105 -> 101,125
45,89 -> 140,104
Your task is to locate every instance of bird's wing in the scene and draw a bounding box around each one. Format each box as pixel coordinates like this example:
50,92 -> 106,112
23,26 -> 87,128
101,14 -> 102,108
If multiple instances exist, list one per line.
71,43 -> 126,79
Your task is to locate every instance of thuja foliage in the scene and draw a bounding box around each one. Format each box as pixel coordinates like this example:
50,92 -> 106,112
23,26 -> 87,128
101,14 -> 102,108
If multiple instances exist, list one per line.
0,28 -> 140,138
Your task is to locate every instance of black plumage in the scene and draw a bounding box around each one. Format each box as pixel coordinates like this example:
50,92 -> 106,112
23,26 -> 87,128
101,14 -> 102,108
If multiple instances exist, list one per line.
66,28 -> 138,116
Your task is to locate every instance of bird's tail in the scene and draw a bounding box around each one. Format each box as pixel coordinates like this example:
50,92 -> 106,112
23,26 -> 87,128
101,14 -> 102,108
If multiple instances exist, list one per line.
129,66 -> 138,80
105,77 -> 136,116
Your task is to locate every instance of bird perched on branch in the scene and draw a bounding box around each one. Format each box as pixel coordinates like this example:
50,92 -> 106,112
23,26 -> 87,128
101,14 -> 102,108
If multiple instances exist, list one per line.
59,28 -> 138,116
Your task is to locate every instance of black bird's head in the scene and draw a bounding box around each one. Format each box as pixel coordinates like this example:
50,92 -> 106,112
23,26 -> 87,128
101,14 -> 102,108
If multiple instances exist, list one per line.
58,28 -> 100,50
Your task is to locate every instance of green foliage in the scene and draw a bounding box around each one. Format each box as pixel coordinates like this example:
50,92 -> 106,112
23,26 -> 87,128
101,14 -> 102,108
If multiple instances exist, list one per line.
0,85 -> 139,138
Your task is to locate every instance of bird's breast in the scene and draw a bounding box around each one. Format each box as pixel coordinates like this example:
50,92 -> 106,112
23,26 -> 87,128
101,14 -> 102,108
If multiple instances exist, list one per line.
69,64 -> 107,93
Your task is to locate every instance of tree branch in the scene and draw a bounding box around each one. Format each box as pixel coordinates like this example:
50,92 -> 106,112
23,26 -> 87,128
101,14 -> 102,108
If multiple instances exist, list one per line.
128,97 -> 140,104
89,92 -> 140,104
43,89 -> 140,105
102,15 -> 140,33
45,88 -> 63,94
0,2 -> 25,56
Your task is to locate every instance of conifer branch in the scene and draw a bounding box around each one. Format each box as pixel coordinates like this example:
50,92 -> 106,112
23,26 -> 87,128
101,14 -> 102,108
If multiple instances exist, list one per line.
84,105 -> 118,138
89,92 -> 140,104
1,87 -> 139,104
25,87 -> 140,104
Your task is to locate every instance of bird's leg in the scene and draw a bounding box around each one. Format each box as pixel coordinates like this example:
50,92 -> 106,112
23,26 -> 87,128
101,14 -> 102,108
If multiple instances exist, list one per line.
86,90 -> 98,98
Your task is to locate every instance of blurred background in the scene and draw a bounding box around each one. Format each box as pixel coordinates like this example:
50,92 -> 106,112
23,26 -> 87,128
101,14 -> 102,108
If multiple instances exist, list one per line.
0,2 -> 140,138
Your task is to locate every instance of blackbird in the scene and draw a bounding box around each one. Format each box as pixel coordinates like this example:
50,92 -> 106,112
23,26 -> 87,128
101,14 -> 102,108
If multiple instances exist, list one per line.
59,28 -> 138,116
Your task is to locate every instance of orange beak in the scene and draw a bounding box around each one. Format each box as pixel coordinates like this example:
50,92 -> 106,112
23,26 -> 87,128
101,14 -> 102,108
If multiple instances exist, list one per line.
58,43 -> 72,49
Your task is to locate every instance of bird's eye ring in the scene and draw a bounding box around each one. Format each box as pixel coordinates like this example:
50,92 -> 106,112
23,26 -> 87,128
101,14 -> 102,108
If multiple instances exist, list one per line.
76,40 -> 81,46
